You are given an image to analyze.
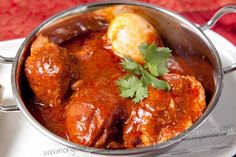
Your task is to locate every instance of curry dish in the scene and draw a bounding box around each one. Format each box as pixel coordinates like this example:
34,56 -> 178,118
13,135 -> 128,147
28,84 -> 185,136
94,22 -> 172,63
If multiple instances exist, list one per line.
24,10 -> 206,149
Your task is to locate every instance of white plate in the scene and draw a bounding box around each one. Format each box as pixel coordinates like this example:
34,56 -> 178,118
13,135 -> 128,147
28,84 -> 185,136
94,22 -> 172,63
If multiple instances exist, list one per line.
0,30 -> 236,157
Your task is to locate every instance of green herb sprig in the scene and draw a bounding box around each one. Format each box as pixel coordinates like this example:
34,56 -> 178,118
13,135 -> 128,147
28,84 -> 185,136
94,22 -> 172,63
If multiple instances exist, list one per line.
116,43 -> 172,103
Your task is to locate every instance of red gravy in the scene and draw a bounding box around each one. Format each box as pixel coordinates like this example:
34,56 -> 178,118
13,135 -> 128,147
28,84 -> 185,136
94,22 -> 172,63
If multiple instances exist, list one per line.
27,30 -> 205,148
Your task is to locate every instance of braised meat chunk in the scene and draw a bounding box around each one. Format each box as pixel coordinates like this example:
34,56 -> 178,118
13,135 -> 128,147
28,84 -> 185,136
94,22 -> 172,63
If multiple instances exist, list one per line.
123,74 -> 205,147
163,74 -> 206,122
25,35 -> 79,107
66,87 -> 125,148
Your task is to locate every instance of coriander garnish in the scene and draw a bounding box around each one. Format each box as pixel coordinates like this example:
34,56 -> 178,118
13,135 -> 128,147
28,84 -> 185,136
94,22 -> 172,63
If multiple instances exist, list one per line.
116,43 -> 172,103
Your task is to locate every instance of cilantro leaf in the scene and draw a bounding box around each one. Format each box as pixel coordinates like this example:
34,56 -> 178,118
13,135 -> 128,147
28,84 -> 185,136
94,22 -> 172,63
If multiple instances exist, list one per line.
154,79 -> 171,90
133,85 -> 148,103
140,67 -> 170,90
139,43 -> 171,76
121,57 -> 142,75
116,43 -> 172,103
116,75 -> 148,102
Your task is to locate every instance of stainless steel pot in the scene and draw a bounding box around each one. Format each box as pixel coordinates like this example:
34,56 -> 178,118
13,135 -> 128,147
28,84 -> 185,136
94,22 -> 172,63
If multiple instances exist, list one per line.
0,1 -> 236,156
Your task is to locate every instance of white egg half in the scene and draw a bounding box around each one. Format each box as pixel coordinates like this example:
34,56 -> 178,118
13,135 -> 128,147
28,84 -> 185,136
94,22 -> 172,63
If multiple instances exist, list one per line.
107,13 -> 161,63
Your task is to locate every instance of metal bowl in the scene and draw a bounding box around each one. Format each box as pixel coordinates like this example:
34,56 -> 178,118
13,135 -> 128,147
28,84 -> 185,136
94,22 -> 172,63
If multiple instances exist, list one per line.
0,1 -> 236,156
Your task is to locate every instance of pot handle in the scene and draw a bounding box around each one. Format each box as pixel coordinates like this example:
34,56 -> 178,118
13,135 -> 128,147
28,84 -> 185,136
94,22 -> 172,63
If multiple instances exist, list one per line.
0,55 -> 14,64
200,5 -> 236,31
199,5 -> 236,74
0,56 -> 20,112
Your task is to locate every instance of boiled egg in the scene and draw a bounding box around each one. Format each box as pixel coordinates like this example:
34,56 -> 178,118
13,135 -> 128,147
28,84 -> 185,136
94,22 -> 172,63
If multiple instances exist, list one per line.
107,13 -> 162,63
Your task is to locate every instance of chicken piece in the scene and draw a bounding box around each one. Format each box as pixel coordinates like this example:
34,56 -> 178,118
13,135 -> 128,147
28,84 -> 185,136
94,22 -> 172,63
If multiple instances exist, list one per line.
123,74 -> 205,148
66,87 -> 124,148
123,88 -> 174,148
25,35 -> 79,107
163,74 -> 206,122
107,13 -> 162,63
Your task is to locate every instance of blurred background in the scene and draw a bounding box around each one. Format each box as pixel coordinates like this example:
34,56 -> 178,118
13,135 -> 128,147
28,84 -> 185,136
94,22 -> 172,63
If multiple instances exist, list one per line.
0,0 -> 236,45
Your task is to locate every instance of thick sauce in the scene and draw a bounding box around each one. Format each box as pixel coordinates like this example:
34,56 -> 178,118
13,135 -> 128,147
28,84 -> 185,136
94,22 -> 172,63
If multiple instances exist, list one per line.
27,30 -> 205,148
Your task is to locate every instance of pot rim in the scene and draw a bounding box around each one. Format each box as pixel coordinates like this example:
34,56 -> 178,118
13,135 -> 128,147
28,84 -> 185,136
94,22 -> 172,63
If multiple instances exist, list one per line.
11,1 -> 224,155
